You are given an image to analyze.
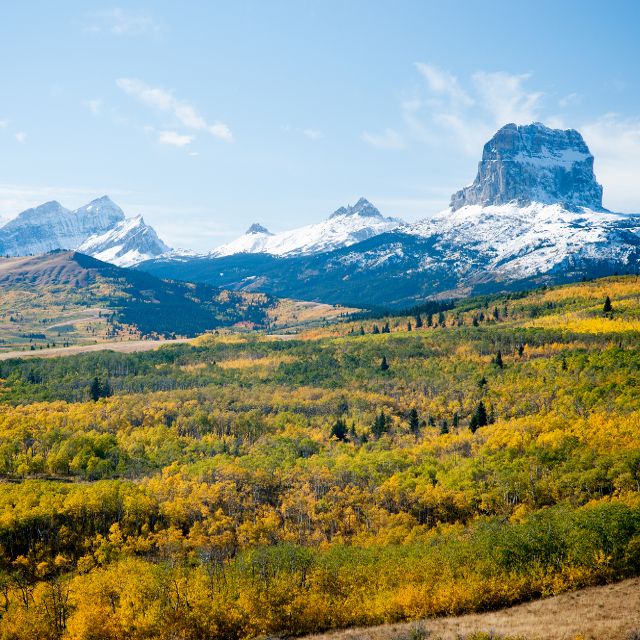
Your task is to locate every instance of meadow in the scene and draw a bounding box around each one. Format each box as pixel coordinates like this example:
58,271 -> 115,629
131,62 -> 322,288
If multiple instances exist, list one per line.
0,276 -> 639,638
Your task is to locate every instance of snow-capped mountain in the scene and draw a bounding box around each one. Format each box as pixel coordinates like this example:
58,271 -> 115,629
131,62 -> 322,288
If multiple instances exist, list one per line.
138,122 -> 640,308
209,198 -> 402,257
0,196 -> 169,266
0,196 -> 125,257
450,122 -> 604,211
78,215 -> 170,267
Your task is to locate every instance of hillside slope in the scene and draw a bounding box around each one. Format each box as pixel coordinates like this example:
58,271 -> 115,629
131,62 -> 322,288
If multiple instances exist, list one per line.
0,251 -> 273,351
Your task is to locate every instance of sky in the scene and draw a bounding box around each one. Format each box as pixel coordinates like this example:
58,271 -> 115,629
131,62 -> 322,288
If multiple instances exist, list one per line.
1,0 -> 640,251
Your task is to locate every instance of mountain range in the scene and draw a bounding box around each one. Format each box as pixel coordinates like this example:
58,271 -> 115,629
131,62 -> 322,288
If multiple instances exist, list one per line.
4,121 -> 640,309
139,122 -> 640,307
0,196 -> 169,267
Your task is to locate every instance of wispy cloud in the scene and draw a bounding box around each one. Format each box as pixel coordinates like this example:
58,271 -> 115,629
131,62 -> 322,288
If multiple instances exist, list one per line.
14,132 -> 26,144
116,78 -> 233,142
361,128 -> 405,150
85,8 -> 161,36
400,63 -> 545,155
158,130 -> 194,147
0,120 -> 7,129
581,114 -> 640,212
84,99 -> 102,115
303,128 -> 323,140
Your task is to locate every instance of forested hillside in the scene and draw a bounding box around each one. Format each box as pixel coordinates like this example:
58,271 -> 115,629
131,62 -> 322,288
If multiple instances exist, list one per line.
0,275 -> 640,638
0,251 -> 274,352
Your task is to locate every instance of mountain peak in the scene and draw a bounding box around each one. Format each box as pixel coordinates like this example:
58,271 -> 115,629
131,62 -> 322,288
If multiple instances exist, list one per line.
450,122 -> 604,211
246,223 -> 272,235
330,197 -> 382,219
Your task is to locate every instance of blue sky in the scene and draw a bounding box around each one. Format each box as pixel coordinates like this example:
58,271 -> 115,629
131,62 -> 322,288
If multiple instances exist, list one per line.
1,1 -> 640,250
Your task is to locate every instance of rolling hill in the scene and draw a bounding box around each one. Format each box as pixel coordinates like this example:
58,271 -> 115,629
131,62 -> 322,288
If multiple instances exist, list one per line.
0,250 -> 274,352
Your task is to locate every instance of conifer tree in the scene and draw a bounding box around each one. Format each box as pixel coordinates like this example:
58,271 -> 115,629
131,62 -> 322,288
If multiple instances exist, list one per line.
440,419 -> 449,435
603,296 -> 613,313
415,315 -> 423,328
372,324 -> 380,335
408,408 -> 420,435
380,356 -> 389,371
407,321 -> 412,331
469,401 -> 488,433
330,418 -> 348,441
494,350 -> 504,368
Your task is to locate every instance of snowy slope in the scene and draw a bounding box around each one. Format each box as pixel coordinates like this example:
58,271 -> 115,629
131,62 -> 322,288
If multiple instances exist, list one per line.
0,196 -> 170,267
78,215 -> 170,267
0,197 -> 125,256
210,198 -> 402,257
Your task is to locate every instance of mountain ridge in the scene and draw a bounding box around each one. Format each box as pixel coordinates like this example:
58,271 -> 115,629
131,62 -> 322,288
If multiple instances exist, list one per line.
138,122 -> 640,308
0,196 -> 170,266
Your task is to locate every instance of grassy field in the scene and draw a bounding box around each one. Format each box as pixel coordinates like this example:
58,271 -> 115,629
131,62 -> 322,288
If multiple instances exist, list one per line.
0,275 -> 639,638
303,577 -> 640,640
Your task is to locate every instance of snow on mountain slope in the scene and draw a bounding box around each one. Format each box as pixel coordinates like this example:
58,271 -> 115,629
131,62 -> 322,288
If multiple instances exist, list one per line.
210,198 -> 402,257
78,215 -> 170,267
0,196 -> 170,266
0,196 -> 125,257
404,202 -> 640,281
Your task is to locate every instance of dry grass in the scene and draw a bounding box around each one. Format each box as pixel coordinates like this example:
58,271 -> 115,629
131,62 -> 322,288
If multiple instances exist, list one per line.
302,578 -> 640,640
0,338 -> 192,360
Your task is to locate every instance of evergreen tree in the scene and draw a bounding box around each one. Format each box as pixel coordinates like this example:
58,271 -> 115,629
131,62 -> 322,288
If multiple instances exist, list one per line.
440,419 -> 449,435
603,296 -> 613,313
359,326 -> 365,336
472,317 -> 479,327
372,411 -> 388,438
330,418 -> 348,441
494,350 -> 504,368
561,356 -> 568,371
438,311 -> 446,326
382,322 -> 390,334
408,408 -> 420,435
426,314 -> 433,327
415,315 -> 423,328
407,321 -> 412,331
469,401 -> 488,433
372,324 -> 380,335
478,376 -> 487,389
452,412 -> 459,429
380,356 -> 389,371
518,343 -> 525,357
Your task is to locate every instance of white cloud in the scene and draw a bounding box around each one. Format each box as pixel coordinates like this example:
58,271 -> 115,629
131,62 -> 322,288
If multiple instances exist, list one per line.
84,99 -> 102,115
581,114 -> 640,212
86,8 -> 161,36
559,92 -> 581,108
14,132 -> 26,144
472,71 -> 543,126
158,130 -> 194,147
116,78 -> 233,142
415,63 -> 473,109
303,128 -> 323,140
361,128 -> 405,150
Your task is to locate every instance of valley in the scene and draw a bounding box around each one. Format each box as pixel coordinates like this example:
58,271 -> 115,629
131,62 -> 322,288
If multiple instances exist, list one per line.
0,274 -> 638,638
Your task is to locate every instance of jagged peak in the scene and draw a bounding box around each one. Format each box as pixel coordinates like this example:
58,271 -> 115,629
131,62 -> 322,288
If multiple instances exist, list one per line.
246,223 -> 272,235
329,197 -> 382,219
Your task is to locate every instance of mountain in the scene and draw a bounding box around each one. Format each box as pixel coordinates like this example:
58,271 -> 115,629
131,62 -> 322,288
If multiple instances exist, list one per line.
78,215 -> 170,267
0,251 -> 273,350
0,197 -> 124,256
209,197 -> 401,257
450,122 -> 604,210
138,123 -> 640,308
0,196 -> 170,266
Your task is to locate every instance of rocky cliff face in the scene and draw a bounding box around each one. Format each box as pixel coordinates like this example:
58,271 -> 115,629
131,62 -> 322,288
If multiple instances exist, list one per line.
450,123 -> 604,211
